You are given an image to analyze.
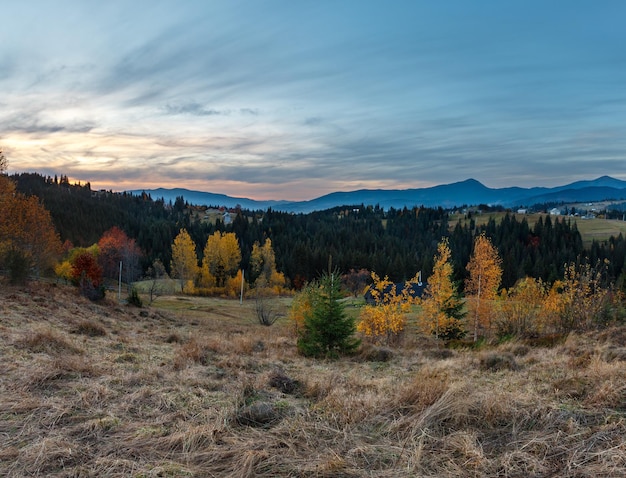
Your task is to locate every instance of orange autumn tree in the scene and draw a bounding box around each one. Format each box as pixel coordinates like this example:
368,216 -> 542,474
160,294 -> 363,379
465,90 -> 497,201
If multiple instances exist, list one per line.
420,238 -> 466,340
98,226 -> 142,287
71,247 -> 104,299
358,272 -> 421,345
0,174 -> 62,283
465,233 -> 502,341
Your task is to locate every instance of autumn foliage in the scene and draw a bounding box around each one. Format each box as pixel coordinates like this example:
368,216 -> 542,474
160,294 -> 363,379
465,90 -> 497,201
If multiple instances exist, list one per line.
358,272 -> 421,345
420,238 -> 465,340
201,231 -> 242,288
98,226 -> 142,284
170,229 -> 200,293
251,239 -> 287,293
71,250 -> 103,287
0,175 -> 62,282
496,277 -> 547,338
466,233 -> 503,341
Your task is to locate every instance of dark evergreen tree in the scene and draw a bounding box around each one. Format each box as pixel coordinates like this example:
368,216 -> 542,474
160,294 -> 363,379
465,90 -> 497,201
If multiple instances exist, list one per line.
297,270 -> 360,358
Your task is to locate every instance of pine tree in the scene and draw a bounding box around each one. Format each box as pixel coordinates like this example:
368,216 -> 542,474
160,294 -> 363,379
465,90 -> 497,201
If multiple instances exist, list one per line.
297,271 -> 360,358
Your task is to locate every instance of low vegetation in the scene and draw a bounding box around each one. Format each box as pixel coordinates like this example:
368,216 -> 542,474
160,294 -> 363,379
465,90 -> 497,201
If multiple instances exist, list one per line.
1,282 -> 625,477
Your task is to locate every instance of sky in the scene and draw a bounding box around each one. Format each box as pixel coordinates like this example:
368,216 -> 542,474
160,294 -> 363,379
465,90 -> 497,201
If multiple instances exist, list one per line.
1,1 -> 626,201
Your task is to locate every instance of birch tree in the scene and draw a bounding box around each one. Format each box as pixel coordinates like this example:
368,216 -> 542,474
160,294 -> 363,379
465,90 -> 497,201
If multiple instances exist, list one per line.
420,238 -> 465,340
466,233 -> 502,341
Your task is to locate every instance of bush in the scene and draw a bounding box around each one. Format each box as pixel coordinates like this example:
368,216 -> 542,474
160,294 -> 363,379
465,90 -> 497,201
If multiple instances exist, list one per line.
6,249 -> 29,285
254,294 -> 281,326
79,278 -> 105,301
127,287 -> 143,307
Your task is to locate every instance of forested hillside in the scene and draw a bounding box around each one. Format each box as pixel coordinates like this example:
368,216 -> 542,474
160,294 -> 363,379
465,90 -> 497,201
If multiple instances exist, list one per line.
11,172 -> 626,290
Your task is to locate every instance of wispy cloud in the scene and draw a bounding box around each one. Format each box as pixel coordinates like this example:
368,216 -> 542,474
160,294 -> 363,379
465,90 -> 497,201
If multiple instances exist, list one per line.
1,1 -> 626,200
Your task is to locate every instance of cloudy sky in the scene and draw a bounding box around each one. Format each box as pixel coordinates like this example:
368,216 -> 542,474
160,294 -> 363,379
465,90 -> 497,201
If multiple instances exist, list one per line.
2,1 -> 625,200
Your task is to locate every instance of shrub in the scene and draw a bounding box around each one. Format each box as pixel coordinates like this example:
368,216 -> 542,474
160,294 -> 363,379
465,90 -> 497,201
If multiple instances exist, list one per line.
6,249 -> 30,285
127,287 -> 143,308
254,294 -> 281,326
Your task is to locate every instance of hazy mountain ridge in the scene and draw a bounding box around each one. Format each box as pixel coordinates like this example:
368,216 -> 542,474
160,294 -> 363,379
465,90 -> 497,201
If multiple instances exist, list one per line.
130,176 -> 626,213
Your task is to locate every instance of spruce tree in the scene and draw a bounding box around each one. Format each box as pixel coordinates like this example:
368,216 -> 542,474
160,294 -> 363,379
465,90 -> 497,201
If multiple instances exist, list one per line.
297,271 -> 360,358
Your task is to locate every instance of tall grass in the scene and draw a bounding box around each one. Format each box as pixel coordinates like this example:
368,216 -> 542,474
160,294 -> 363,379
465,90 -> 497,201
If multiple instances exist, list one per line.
1,283 -> 625,476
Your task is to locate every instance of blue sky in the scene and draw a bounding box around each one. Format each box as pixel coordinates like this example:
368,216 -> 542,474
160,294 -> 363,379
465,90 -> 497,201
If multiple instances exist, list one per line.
1,1 -> 625,200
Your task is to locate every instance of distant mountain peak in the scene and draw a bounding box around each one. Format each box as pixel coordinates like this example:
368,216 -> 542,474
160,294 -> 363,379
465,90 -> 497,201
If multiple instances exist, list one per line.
129,176 -> 626,213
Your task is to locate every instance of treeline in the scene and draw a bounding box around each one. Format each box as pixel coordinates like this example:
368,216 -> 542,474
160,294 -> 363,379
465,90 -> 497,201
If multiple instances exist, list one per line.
11,172 -> 626,290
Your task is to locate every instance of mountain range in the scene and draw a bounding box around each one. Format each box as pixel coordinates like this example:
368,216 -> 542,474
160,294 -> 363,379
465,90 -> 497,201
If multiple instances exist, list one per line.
130,176 -> 626,213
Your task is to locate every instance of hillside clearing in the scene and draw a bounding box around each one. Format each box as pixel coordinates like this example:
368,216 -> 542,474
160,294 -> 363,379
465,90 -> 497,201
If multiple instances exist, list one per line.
1,282 -> 625,477
450,211 -> 626,246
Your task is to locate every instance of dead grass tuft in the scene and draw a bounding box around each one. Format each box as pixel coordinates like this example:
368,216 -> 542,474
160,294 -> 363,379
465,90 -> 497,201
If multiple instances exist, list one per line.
479,351 -> 519,371
23,355 -> 99,391
600,346 -> 626,362
357,343 -> 394,362
16,327 -> 83,355
165,331 -> 183,343
268,368 -> 301,395
393,367 -> 451,416
423,347 -> 456,360
172,338 -> 216,369
73,319 -> 107,337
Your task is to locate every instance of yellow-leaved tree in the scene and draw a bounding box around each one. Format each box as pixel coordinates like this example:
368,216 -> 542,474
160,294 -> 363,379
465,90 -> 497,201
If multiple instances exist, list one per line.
358,272 -> 421,345
201,231 -> 241,288
288,280 -> 317,336
250,238 -> 286,292
465,233 -> 502,341
170,229 -> 199,293
496,277 -> 546,338
420,238 -> 465,340
542,261 -> 609,333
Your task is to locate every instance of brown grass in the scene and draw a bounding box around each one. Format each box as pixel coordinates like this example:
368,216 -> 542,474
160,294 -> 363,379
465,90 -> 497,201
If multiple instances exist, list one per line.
1,282 -> 625,476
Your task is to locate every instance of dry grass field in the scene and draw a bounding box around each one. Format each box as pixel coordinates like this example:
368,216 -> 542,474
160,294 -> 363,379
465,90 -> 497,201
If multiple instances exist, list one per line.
1,282 -> 626,477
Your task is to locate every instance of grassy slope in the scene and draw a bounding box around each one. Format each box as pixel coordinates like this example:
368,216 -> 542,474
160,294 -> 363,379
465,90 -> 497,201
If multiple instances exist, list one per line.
450,211 -> 626,246
1,283 -> 625,477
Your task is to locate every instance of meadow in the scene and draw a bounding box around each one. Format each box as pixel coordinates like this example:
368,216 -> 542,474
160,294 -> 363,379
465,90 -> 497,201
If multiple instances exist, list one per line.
1,282 -> 625,477
450,211 -> 626,247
